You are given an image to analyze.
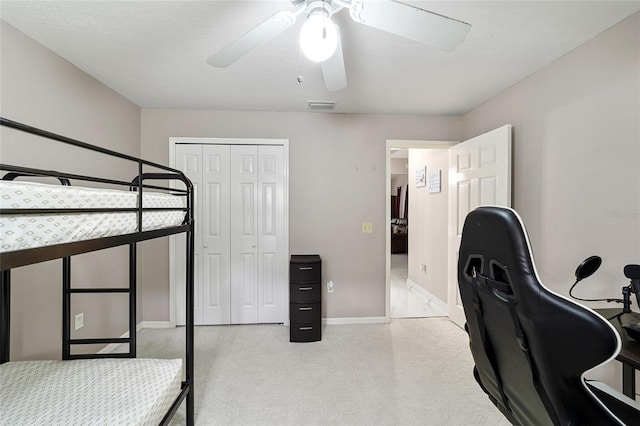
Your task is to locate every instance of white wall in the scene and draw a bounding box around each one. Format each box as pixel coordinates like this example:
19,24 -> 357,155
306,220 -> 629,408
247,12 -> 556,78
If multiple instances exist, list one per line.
140,109 -> 461,321
1,21 -> 141,360
407,149 -> 449,303
462,12 -> 640,390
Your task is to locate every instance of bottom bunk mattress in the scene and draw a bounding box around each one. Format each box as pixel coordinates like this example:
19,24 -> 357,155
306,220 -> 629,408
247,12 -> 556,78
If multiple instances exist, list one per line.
0,180 -> 186,253
0,358 -> 182,425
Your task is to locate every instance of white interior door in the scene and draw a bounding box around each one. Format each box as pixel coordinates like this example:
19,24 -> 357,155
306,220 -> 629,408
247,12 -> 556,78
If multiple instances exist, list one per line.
447,125 -> 512,328
175,144 -> 203,325
202,145 -> 231,324
256,146 -> 286,323
230,146 -> 259,324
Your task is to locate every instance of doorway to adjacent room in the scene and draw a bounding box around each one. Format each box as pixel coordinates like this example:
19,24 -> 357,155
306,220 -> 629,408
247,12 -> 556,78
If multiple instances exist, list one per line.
388,144 -> 451,319
385,126 -> 512,325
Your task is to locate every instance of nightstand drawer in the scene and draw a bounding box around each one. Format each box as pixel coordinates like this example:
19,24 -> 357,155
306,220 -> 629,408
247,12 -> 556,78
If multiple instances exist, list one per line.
290,322 -> 321,342
290,302 -> 321,323
290,282 -> 321,303
290,255 -> 321,283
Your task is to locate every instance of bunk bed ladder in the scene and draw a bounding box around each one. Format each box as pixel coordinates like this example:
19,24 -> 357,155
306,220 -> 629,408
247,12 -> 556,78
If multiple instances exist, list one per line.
62,243 -> 137,360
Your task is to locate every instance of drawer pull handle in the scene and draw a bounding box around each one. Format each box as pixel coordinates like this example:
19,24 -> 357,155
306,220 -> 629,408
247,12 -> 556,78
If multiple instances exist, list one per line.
298,287 -> 313,291
299,327 -> 314,331
299,307 -> 313,311
298,267 -> 313,270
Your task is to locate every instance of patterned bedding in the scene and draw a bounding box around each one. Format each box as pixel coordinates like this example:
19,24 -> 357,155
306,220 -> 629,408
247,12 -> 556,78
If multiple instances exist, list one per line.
0,358 -> 182,425
0,181 -> 185,253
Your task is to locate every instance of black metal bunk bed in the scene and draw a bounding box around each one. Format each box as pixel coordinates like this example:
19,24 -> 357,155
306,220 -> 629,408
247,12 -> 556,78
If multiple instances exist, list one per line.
0,117 -> 195,425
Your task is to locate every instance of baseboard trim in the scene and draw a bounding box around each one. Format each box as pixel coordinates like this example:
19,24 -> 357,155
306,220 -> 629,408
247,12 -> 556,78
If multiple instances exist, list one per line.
406,279 -> 448,315
323,316 -> 388,325
97,321 -> 172,354
139,321 -> 172,329
97,329 -> 132,355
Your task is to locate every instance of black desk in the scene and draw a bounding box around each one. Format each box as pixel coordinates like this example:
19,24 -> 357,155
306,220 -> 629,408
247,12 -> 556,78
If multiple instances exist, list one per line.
597,308 -> 640,400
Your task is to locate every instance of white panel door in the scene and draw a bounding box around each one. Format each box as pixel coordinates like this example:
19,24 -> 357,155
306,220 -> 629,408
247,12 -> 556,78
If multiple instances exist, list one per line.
447,125 -> 512,328
175,144 -> 203,326
202,145 -> 231,324
174,142 -> 287,326
230,146 -> 259,324
257,146 -> 286,323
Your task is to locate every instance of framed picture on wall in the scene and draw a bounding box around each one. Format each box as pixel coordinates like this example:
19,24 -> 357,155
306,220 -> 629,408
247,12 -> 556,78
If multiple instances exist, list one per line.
428,169 -> 441,193
416,166 -> 426,187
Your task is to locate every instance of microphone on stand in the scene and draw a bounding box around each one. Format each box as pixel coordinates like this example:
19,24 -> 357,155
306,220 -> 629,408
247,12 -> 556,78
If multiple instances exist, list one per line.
624,264 -> 640,308
568,257 -> 630,320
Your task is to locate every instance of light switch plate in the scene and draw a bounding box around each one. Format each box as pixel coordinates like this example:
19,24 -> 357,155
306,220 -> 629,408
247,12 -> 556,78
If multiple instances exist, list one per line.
361,222 -> 373,233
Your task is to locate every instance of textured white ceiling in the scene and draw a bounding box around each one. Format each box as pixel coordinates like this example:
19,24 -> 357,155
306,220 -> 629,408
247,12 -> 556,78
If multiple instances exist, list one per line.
2,1 -> 639,115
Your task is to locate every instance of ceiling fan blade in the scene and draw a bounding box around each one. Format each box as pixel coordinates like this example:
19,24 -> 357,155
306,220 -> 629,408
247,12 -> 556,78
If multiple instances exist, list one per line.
321,28 -> 347,92
350,0 -> 471,51
207,10 -> 297,67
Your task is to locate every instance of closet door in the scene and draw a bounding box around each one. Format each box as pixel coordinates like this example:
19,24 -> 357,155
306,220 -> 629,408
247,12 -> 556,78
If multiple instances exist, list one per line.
229,145 -> 286,324
175,144 -> 203,325
257,146 -> 286,323
175,142 -> 287,326
175,145 -> 232,325
230,146 -> 259,324
201,145 -> 231,324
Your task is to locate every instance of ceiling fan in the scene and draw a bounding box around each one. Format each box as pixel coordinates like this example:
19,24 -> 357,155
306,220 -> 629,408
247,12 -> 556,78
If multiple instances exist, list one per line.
206,0 -> 471,92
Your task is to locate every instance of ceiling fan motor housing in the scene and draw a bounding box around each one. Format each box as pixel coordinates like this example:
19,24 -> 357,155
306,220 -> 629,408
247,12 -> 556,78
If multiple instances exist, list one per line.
304,0 -> 341,19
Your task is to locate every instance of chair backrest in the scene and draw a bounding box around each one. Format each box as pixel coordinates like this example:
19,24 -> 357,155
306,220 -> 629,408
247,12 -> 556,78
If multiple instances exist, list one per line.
458,206 -> 622,425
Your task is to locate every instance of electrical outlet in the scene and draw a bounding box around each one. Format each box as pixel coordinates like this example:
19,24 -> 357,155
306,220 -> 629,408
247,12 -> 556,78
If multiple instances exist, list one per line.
327,280 -> 334,293
361,222 -> 373,233
75,313 -> 84,330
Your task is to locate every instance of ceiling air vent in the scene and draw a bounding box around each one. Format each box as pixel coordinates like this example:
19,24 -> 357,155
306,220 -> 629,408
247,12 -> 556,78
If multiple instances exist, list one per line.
307,101 -> 336,110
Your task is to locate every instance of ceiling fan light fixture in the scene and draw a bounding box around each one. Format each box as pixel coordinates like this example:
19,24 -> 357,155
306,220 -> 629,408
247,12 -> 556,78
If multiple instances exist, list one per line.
300,11 -> 338,62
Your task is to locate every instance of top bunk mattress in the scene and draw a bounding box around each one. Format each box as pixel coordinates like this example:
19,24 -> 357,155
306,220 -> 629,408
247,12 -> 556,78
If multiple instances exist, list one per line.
0,358 -> 182,425
0,180 -> 186,253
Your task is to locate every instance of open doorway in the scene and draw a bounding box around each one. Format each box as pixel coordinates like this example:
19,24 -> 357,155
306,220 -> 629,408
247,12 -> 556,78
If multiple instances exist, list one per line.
385,128 -> 512,324
386,140 -> 457,320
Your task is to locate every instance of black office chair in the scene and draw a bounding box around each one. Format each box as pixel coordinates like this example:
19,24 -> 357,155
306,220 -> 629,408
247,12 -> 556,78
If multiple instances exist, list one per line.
457,206 -> 640,426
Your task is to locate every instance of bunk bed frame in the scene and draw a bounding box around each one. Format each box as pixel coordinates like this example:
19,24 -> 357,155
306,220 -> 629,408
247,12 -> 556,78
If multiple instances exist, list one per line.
0,117 -> 195,425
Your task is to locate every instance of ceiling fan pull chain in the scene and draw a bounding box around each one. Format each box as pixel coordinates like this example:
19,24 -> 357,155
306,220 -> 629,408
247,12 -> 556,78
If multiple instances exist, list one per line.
297,44 -> 304,85
322,0 -> 327,40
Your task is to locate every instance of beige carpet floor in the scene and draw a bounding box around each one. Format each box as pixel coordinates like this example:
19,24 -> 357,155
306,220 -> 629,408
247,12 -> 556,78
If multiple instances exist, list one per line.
137,318 -> 510,426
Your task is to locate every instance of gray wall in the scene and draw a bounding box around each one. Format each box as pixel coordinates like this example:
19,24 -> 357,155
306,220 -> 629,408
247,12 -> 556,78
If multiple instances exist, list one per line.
462,12 -> 639,390
140,110 -> 461,320
1,22 -> 141,359
463,12 -> 640,301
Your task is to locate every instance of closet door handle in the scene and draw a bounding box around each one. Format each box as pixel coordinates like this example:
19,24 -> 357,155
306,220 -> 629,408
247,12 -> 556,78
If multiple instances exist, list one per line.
203,244 -> 209,248
252,243 -> 257,248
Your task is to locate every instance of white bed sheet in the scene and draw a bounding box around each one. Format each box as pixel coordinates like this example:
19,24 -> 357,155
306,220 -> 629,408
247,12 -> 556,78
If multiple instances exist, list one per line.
0,358 -> 182,425
0,181 -> 186,253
